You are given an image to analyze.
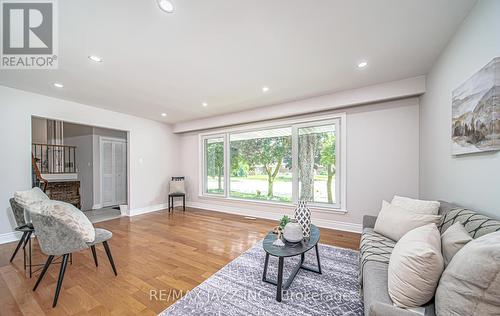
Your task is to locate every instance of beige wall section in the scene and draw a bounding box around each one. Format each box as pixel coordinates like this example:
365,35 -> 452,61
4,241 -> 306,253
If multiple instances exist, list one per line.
63,123 -> 94,211
419,0 -> 500,217
31,117 -> 48,143
179,98 -> 420,232
0,86 -> 180,238
62,122 -> 128,211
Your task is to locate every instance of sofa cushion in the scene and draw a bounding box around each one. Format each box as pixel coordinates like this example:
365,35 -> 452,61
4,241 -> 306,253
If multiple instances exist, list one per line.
361,228 -> 436,316
438,204 -> 500,239
441,222 -> 472,266
359,227 -> 396,285
388,224 -> 444,308
392,195 -> 440,215
374,201 -> 441,241
435,231 -> 500,316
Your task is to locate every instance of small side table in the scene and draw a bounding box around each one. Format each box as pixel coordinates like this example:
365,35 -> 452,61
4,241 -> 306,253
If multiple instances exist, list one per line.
262,224 -> 322,302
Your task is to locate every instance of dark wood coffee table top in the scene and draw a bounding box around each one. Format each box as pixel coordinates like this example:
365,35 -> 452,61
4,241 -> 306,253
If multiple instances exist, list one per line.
263,224 -> 320,258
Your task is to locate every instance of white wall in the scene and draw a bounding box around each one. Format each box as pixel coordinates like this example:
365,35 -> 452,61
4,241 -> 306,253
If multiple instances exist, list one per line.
420,0 -> 500,217
0,86 -> 180,240
179,98 -> 420,232
174,76 -> 425,133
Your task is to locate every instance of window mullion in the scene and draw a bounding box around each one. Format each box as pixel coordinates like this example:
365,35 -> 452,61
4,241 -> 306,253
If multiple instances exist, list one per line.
224,133 -> 230,198
335,120 -> 341,208
291,125 -> 299,204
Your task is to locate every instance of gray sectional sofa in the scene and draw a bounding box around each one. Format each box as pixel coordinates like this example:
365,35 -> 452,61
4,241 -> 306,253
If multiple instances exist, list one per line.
359,201 -> 500,316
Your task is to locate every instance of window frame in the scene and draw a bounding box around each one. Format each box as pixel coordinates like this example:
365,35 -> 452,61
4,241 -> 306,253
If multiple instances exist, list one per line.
200,133 -> 228,197
292,118 -> 341,209
199,113 -> 347,211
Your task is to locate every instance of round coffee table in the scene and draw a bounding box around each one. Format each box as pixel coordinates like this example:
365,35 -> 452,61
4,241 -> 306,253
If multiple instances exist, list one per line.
262,224 -> 322,302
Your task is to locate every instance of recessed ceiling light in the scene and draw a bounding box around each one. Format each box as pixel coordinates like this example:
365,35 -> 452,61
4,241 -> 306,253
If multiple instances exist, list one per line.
202,102 -> 208,107
53,82 -> 64,88
357,61 -> 368,68
88,55 -> 103,63
161,113 -> 167,117
157,0 -> 174,13
262,86 -> 270,93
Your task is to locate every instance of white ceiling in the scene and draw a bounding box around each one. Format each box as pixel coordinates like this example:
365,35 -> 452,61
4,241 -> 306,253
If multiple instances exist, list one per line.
0,0 -> 476,124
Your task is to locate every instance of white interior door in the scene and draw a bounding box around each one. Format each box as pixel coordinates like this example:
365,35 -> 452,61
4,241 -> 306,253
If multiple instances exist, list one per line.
114,141 -> 127,205
100,138 -> 127,207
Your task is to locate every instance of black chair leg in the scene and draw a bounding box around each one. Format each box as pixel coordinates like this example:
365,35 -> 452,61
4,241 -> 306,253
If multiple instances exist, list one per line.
91,245 -> 98,267
22,231 -> 32,249
53,254 -> 70,308
168,195 -> 171,212
183,195 -> 185,212
103,241 -> 117,276
33,255 -> 54,291
10,231 -> 27,262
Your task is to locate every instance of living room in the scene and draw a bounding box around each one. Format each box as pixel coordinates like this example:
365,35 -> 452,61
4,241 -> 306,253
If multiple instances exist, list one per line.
0,0 -> 498,315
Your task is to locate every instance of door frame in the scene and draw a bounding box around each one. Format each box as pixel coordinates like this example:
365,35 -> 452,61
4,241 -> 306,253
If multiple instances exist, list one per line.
99,136 -> 128,208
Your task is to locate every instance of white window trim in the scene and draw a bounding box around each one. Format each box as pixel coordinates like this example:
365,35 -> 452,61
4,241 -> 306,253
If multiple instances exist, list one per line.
198,112 -> 347,211
200,133 -> 227,197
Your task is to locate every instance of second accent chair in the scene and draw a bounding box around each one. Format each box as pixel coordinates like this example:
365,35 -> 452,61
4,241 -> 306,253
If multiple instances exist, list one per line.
29,200 -> 117,307
168,176 -> 186,212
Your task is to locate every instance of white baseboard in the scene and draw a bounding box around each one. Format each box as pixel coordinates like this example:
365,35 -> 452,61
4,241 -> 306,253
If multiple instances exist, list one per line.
0,231 -> 23,245
187,201 -> 362,234
128,203 -> 169,217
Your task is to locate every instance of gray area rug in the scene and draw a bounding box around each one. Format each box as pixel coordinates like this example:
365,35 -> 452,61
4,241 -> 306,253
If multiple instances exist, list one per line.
159,241 -> 363,316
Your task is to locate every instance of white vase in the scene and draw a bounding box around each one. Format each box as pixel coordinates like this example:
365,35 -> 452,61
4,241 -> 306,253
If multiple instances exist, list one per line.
283,221 -> 303,242
294,201 -> 311,238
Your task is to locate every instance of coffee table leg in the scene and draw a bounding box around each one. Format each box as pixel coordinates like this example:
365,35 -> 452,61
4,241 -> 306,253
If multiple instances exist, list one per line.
262,253 -> 270,281
315,244 -> 322,274
277,257 -> 284,302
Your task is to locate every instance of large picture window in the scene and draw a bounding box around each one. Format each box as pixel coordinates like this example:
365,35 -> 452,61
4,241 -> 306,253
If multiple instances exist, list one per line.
230,128 -> 292,202
200,115 -> 344,210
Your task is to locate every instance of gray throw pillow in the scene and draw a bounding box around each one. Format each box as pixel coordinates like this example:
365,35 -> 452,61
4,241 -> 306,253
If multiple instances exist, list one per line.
441,222 -> 472,266
435,231 -> 500,316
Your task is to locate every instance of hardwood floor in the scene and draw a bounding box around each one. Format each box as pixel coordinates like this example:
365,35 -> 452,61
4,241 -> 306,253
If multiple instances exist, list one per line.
0,207 -> 360,316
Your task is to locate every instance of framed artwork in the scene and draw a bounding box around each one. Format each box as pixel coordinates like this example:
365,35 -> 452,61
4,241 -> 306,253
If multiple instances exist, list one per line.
452,57 -> 499,155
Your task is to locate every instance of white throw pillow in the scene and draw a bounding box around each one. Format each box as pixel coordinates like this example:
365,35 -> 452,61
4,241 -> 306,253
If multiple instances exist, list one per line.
441,222 -> 472,266
374,201 -> 441,241
388,223 -> 444,308
391,195 -> 440,215
435,231 -> 500,316
14,187 -> 50,223
31,200 -> 96,243
169,180 -> 186,194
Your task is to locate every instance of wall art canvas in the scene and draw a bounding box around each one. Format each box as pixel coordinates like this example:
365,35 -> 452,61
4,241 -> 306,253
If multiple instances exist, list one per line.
452,57 -> 500,155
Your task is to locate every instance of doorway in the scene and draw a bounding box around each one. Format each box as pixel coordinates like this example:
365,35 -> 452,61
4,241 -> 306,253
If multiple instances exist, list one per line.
31,116 -> 128,222
100,137 -> 127,208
